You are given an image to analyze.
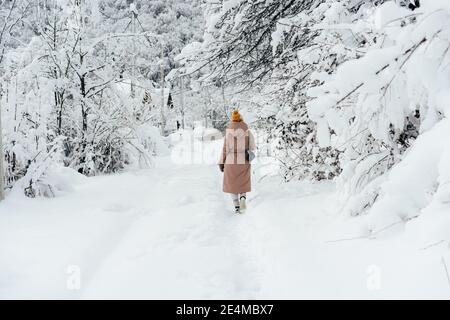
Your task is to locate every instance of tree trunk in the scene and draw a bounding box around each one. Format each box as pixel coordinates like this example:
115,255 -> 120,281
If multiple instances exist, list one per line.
0,91 -> 4,201
79,53 -> 88,174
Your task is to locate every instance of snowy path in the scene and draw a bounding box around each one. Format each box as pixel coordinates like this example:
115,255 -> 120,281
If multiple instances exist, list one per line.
0,156 -> 262,299
81,159 -> 261,299
1,147 -> 450,299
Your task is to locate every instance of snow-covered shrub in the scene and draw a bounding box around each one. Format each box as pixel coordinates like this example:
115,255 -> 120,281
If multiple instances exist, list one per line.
307,0 -> 450,221
0,46 -> 63,197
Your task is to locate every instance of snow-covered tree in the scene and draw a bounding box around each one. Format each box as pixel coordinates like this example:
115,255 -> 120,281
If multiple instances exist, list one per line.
307,0 -> 450,226
0,0 -> 203,197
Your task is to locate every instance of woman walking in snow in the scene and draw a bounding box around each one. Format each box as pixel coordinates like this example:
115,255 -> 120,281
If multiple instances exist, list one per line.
218,110 -> 256,214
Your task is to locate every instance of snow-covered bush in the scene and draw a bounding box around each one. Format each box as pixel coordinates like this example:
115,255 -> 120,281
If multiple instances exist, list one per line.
307,0 -> 450,223
0,45 -> 62,197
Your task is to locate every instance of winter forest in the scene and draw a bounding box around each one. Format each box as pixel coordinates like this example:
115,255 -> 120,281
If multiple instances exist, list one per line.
1,0 -> 450,299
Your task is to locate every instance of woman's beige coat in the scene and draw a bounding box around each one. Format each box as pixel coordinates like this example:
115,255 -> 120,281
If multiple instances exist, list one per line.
219,121 -> 256,194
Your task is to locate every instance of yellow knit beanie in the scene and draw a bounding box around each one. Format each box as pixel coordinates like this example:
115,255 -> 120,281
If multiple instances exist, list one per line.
231,110 -> 242,122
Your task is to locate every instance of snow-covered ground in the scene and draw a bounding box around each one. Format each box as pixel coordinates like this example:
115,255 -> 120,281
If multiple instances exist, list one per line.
1,139 -> 450,299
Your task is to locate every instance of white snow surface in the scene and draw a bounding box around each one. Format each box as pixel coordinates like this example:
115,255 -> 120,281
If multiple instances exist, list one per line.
1,139 -> 450,299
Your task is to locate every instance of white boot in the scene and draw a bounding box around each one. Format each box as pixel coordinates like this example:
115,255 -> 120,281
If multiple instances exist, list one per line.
239,195 -> 246,211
